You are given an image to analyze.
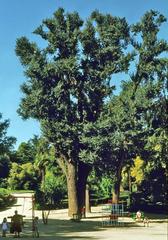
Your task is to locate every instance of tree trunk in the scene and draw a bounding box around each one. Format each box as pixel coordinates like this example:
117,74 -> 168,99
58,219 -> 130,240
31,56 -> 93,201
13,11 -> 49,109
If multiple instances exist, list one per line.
112,152 -> 125,203
42,210 -> 50,224
67,162 -> 78,217
77,161 -> 92,211
112,180 -> 121,203
57,157 -> 92,218
41,168 -> 45,186
128,168 -> 132,193
85,184 -> 91,213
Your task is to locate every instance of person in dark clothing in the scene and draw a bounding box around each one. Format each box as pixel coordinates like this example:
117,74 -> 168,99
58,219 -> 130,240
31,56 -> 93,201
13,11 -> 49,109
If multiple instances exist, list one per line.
11,211 -> 22,238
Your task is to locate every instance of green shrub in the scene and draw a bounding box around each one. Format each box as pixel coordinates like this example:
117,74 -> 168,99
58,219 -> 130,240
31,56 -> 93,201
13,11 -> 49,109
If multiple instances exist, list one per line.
0,188 -> 15,209
7,162 -> 39,190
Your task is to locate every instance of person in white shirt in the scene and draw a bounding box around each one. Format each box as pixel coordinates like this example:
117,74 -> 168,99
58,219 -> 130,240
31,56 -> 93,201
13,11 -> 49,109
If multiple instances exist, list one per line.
1,217 -> 8,237
136,210 -> 142,221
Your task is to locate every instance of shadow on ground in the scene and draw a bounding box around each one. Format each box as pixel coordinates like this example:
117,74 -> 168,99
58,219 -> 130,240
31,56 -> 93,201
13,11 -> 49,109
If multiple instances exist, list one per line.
146,213 -> 168,220
7,218 -> 103,239
5,213 -> 168,239
0,205 -> 21,212
6,217 -> 141,239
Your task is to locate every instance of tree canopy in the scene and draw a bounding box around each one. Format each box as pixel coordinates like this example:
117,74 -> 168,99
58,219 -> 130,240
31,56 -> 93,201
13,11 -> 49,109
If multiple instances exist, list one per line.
0,113 -> 16,181
15,8 -> 168,215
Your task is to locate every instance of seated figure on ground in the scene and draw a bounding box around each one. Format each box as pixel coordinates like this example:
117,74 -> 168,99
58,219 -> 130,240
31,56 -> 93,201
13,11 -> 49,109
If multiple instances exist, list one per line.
136,210 -> 142,221
143,217 -> 149,227
32,216 -> 39,238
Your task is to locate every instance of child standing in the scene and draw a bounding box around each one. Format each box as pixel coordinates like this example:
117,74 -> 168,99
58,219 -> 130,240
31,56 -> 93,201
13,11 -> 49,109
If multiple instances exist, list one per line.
32,217 -> 39,238
1,217 -> 8,237
143,217 -> 149,227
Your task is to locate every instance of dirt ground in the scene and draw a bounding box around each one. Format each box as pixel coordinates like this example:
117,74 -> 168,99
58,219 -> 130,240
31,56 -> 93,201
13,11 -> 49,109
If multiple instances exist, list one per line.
0,193 -> 167,240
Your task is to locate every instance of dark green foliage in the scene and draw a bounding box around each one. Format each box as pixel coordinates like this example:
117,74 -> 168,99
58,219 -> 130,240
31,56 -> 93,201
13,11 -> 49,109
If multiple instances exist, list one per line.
15,8 -> 167,208
130,164 -> 167,213
0,188 -> 15,209
16,136 -> 39,164
130,11 -> 168,169
0,113 -> 16,184
0,113 -> 16,154
16,8 -> 132,162
0,155 -> 11,179
141,165 -> 167,204
79,10 -> 167,203
131,10 -> 168,92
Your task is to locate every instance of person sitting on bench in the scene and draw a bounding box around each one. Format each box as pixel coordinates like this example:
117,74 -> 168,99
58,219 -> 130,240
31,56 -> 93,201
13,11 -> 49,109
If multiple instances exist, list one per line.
136,210 -> 143,222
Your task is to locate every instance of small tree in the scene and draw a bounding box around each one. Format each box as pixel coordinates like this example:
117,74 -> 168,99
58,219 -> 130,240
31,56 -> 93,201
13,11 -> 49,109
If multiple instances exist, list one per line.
8,162 -> 39,190
0,113 -> 16,185
0,113 -> 16,155
16,136 -> 39,164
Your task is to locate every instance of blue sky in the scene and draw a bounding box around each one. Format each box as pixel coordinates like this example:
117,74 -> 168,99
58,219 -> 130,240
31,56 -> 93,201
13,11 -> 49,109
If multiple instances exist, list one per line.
0,0 -> 167,149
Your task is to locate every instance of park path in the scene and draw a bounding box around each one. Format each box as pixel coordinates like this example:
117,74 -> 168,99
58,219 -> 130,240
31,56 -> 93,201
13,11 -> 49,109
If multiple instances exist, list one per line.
0,192 -> 34,221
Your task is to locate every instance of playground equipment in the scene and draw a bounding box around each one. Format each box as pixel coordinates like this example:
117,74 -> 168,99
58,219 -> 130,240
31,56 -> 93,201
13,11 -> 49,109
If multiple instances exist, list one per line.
102,203 -> 125,226
8,193 -> 35,235
12,193 -> 35,218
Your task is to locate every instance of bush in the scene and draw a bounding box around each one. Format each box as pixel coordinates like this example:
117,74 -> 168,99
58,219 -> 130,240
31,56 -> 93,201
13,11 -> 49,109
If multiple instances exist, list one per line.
0,188 -> 15,209
35,170 -> 67,209
0,178 -> 8,188
7,162 -> 39,190
130,191 -> 168,213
